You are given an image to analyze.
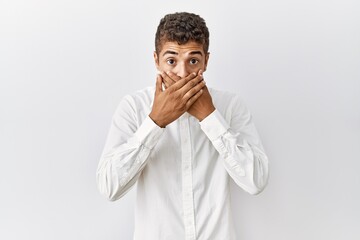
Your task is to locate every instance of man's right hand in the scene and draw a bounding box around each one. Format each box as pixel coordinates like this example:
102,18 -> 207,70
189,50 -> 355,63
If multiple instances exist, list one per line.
149,72 -> 205,128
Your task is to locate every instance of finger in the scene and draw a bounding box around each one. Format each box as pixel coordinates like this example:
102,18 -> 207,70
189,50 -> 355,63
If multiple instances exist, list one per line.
155,74 -> 162,94
167,71 -> 181,82
185,88 -> 203,109
170,72 -> 197,91
180,74 -> 205,95
182,80 -> 206,101
161,71 -> 176,88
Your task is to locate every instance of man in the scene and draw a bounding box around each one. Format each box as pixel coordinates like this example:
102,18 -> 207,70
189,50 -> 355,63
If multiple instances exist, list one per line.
97,12 -> 269,240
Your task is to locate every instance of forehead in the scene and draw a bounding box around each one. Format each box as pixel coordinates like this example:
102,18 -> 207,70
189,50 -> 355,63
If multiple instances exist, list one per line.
159,41 -> 205,56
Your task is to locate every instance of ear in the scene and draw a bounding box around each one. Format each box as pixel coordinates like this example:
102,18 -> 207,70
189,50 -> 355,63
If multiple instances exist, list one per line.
153,51 -> 160,71
203,52 -> 210,72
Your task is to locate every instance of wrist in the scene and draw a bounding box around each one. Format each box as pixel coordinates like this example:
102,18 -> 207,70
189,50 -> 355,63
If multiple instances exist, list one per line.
149,112 -> 166,128
198,106 -> 216,122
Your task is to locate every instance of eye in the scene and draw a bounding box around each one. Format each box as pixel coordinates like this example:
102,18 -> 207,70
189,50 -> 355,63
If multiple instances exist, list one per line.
189,58 -> 199,65
166,59 -> 175,65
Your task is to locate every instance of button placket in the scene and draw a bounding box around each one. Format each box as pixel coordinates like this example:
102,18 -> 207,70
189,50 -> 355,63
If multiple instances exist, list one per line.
180,115 -> 196,240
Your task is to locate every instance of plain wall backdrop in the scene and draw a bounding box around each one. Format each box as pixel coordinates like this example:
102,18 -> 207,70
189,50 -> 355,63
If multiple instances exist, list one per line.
1,0 -> 359,239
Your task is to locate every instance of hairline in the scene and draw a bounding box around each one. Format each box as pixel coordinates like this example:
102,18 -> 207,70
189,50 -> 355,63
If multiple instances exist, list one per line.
156,39 -> 208,55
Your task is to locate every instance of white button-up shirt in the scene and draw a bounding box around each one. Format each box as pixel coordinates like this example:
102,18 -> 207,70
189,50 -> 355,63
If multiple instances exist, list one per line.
97,87 -> 269,240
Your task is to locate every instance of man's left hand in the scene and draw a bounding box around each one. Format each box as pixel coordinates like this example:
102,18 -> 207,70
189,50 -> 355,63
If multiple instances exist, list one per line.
161,70 -> 216,121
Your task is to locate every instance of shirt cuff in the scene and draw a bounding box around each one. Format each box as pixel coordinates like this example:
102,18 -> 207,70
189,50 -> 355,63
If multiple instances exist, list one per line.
199,109 -> 230,141
134,116 -> 165,149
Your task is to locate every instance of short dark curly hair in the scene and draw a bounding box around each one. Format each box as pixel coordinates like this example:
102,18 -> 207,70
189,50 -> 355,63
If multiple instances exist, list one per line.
155,12 -> 210,54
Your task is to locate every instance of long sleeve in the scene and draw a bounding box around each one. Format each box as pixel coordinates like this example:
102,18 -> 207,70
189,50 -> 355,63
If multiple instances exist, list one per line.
96,95 -> 164,201
199,98 -> 269,195
96,88 -> 268,238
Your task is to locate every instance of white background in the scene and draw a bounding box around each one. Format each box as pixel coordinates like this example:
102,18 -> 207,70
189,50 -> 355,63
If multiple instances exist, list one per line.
1,0 -> 359,239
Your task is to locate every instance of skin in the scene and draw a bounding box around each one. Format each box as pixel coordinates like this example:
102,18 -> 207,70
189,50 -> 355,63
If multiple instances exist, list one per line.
149,41 -> 216,128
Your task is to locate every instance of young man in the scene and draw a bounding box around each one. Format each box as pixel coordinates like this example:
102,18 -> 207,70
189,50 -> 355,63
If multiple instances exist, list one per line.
97,12 -> 269,240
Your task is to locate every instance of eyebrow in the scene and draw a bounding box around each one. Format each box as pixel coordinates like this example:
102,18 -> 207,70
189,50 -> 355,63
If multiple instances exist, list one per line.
163,51 -> 178,56
162,50 -> 203,56
189,51 -> 203,56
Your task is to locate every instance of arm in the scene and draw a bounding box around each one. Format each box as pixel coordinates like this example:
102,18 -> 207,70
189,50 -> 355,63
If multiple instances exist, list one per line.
199,98 -> 269,195
162,71 -> 269,194
97,73 -> 205,201
96,95 -> 165,201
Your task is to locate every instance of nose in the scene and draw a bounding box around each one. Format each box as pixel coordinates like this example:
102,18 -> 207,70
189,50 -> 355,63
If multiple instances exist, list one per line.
175,62 -> 190,78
